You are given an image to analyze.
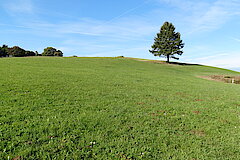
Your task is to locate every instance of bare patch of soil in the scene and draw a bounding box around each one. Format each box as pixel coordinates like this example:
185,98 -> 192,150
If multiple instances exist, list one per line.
192,111 -> 201,114
189,130 -> 205,136
199,75 -> 240,84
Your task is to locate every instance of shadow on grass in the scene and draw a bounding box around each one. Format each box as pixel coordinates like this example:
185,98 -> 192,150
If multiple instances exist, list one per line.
167,62 -> 202,66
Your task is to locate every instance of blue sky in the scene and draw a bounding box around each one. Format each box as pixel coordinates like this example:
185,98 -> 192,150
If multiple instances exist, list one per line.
0,0 -> 240,71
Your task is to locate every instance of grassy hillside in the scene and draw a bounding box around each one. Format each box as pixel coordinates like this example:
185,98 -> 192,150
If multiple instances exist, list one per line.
0,57 -> 239,159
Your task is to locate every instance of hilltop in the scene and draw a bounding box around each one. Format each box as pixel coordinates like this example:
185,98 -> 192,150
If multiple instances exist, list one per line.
0,57 -> 239,159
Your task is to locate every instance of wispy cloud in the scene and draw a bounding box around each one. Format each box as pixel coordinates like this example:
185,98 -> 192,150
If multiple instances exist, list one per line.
15,16 -> 157,42
101,0 -> 151,25
2,0 -> 34,14
155,0 -> 240,34
232,37 -> 240,43
184,51 -> 240,69
187,0 -> 240,34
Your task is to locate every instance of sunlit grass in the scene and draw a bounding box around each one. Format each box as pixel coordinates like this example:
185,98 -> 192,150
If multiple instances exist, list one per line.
0,57 -> 239,159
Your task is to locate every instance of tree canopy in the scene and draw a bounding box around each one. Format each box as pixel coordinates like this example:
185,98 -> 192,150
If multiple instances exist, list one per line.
0,45 -> 9,57
0,45 -> 63,57
149,22 -> 184,63
42,47 -> 63,57
0,45 -> 37,57
8,46 -> 26,57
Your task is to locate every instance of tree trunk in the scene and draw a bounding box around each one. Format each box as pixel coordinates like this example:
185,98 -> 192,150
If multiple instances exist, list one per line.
167,55 -> 170,63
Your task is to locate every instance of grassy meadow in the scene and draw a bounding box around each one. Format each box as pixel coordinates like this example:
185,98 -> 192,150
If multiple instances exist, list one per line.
0,57 -> 240,159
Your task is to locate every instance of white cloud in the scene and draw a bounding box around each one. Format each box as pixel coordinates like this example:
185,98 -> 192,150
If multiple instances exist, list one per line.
17,16 -> 157,42
57,19 -> 156,40
188,0 -> 240,34
184,52 -> 240,69
3,0 -> 34,14
232,37 -> 240,43
155,0 -> 240,34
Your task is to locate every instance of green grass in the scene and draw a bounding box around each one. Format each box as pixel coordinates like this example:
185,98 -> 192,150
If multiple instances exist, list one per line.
0,57 -> 239,159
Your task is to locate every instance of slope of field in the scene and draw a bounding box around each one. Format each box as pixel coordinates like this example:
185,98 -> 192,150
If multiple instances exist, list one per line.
0,57 -> 239,159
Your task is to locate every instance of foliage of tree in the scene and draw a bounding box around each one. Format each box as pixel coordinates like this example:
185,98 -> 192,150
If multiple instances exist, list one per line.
0,48 -> 5,57
1,45 -> 64,58
8,46 -> 26,57
54,50 -> 63,57
42,47 -> 63,57
0,45 -> 9,57
0,48 -> 4,57
35,51 -> 42,56
0,45 -> 39,57
25,51 -> 36,56
149,22 -> 184,63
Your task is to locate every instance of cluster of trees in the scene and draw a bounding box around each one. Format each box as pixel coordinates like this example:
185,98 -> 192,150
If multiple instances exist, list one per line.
0,45 -> 63,57
42,47 -> 63,56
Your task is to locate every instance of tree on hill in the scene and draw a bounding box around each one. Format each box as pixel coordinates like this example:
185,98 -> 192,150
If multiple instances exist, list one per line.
8,46 -> 26,57
149,22 -> 184,63
0,48 -> 4,57
35,51 -> 41,56
54,50 -> 63,57
25,50 -> 36,56
0,45 -> 9,57
42,47 -> 63,57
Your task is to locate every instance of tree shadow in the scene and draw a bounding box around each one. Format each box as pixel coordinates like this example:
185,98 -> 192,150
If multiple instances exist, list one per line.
168,62 -> 202,66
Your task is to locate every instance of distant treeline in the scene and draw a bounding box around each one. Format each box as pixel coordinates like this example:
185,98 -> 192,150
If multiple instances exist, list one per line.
0,45 -> 63,57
